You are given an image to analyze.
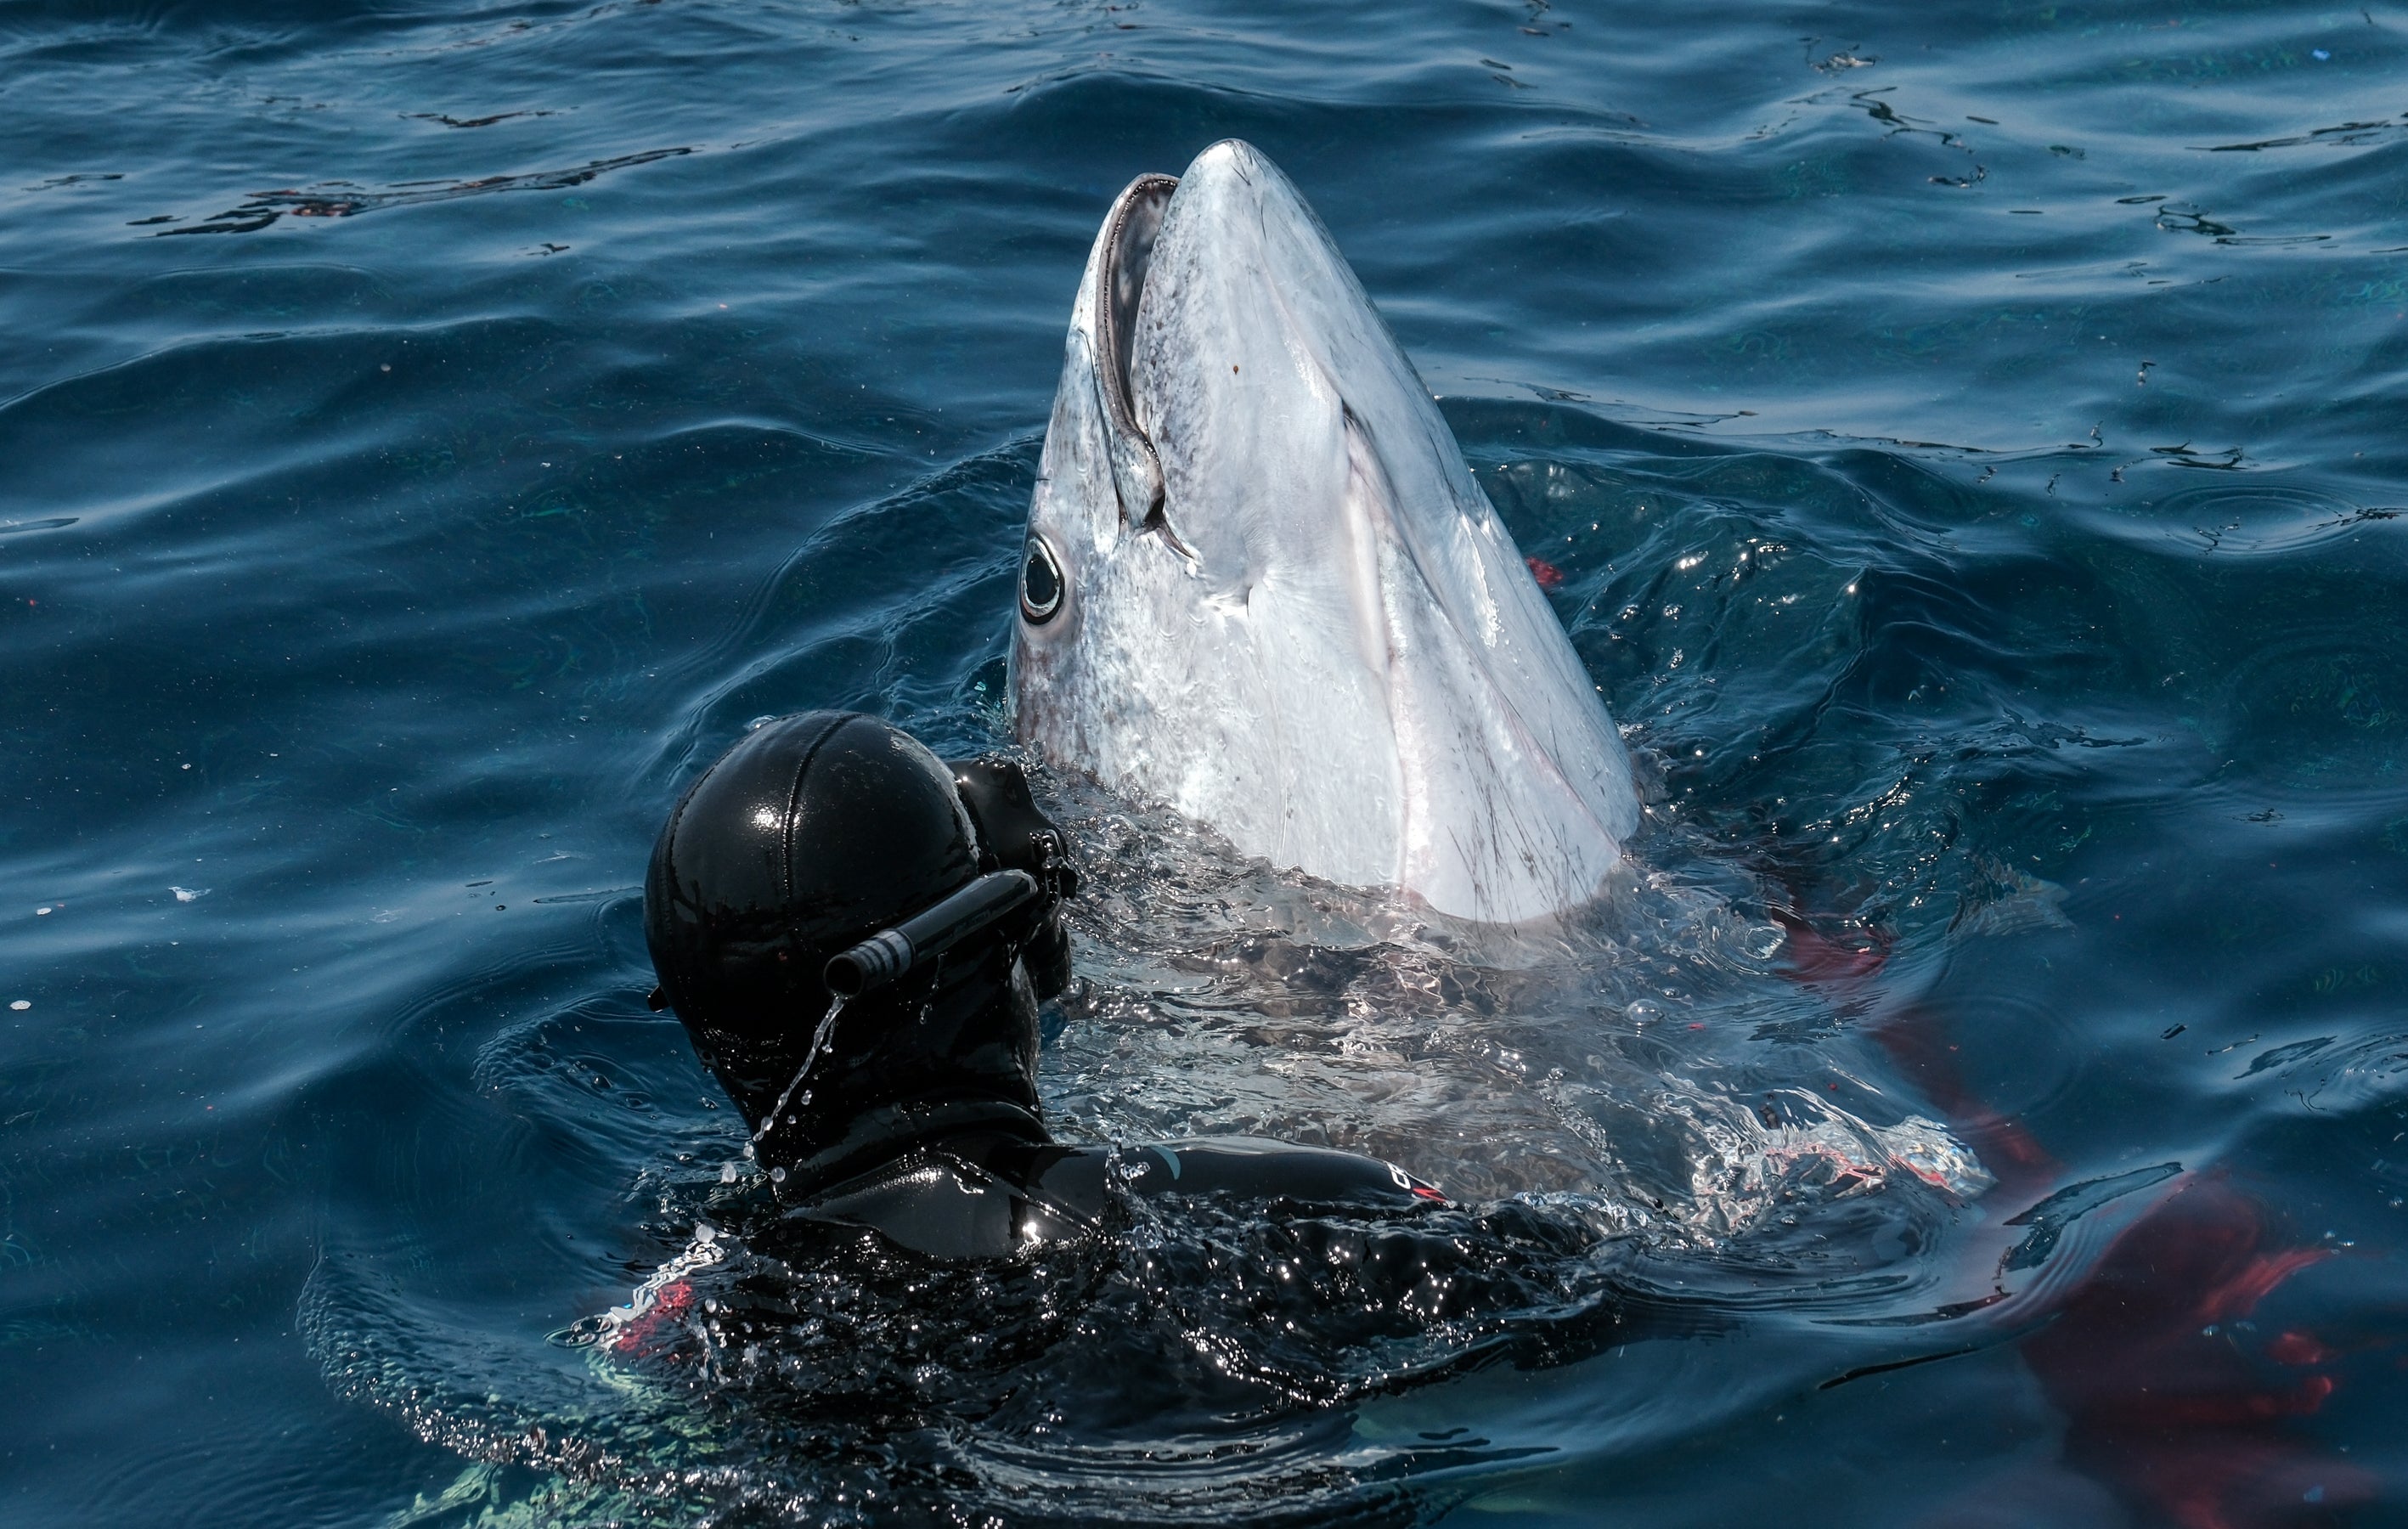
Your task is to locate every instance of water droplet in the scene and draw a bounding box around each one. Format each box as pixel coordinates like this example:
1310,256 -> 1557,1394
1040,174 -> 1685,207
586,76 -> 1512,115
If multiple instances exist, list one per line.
8,1000 -> 28,1011
768,1166 -> 786,1183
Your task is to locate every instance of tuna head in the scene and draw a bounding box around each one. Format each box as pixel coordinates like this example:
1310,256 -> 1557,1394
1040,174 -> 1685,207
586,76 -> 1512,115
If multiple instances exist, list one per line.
1009,140 -> 1638,924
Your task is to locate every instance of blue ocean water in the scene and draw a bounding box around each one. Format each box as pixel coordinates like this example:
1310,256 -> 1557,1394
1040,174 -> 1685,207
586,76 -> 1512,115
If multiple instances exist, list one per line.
5,0 -> 2407,1523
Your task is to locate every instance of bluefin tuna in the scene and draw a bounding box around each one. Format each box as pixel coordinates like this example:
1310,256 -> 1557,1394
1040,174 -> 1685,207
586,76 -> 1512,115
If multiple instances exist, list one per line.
1009,141 -> 1639,924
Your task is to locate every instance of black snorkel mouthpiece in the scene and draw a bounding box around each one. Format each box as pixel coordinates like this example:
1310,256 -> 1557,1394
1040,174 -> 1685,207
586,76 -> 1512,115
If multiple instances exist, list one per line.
824,868 -> 1041,998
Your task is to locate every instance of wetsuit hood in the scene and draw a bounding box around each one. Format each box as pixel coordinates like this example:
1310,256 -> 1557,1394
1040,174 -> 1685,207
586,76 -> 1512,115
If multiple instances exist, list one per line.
644,712 -> 1048,1189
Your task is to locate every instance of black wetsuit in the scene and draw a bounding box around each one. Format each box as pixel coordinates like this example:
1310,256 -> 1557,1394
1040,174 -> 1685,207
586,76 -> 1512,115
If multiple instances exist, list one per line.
789,1131 -> 1446,1261
642,711 -> 1448,1267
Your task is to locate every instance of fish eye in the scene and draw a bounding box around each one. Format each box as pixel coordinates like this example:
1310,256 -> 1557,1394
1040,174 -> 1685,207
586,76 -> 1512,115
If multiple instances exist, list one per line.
1020,534 -> 1063,624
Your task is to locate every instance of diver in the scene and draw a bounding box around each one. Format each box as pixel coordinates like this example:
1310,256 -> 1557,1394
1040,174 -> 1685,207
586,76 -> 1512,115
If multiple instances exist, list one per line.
643,711 -> 1445,1261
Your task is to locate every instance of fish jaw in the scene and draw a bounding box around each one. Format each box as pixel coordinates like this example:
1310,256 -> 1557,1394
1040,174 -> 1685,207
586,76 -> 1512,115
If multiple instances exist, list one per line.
1012,141 -> 1638,924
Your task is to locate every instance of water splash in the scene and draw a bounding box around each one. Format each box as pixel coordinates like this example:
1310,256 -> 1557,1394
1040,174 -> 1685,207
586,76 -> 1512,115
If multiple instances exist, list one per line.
740,993 -> 846,1165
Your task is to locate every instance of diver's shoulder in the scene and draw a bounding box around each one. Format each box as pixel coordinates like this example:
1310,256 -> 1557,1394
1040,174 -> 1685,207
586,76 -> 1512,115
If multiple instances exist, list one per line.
783,1133 -> 1446,1263
780,1135 -> 1097,1261
789,1147 -> 1017,1261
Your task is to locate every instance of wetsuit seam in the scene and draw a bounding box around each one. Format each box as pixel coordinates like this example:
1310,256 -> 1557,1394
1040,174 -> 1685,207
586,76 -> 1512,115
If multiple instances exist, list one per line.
780,712 -> 852,910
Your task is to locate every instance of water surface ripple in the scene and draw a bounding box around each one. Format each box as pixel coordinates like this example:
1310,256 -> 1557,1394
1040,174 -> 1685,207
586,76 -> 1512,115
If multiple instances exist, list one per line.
3,0 -> 2406,1524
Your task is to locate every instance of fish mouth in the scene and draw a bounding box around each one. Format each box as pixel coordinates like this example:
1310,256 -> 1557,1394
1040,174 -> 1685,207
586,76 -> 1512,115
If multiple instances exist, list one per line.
1094,172 -> 1179,540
